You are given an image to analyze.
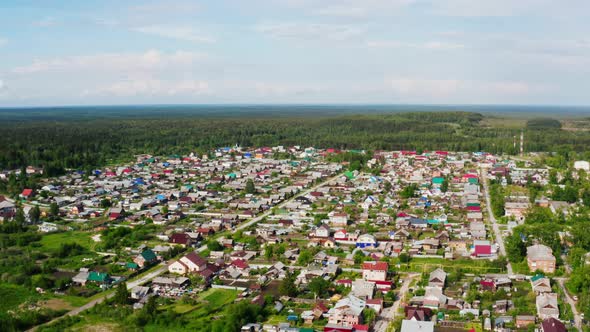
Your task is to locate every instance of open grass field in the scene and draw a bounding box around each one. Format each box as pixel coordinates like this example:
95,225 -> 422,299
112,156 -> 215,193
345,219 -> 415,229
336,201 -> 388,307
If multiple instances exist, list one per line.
39,231 -> 96,252
0,283 -> 38,312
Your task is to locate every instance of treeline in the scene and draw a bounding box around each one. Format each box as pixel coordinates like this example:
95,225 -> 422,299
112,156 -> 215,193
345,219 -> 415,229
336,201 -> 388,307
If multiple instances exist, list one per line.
1,111 -> 590,174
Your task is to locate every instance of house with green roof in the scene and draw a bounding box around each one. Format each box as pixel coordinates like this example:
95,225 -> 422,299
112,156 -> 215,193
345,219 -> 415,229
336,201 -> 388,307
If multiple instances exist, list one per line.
87,271 -> 110,284
133,248 -> 158,268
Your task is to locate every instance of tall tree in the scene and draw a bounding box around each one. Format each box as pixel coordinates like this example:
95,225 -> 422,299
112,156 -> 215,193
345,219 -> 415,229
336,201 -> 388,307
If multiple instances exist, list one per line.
114,281 -> 129,305
245,179 -> 256,194
29,205 -> 41,223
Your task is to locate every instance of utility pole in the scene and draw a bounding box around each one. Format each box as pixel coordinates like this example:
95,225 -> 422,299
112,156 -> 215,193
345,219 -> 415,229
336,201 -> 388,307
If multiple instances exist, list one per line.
520,130 -> 524,156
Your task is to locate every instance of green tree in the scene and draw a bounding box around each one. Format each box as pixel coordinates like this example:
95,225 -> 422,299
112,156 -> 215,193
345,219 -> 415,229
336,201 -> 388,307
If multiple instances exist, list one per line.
29,205 -> 41,223
398,252 -> 411,263
100,198 -> 112,209
441,178 -> 449,193
279,271 -> 298,297
49,202 -> 59,217
144,295 -> 157,317
308,277 -> 330,298
264,245 -> 274,260
207,240 -> 223,251
14,207 -> 26,225
362,308 -> 377,325
114,282 -> 129,305
297,249 -> 313,266
505,233 -> 526,262
245,179 -> 256,194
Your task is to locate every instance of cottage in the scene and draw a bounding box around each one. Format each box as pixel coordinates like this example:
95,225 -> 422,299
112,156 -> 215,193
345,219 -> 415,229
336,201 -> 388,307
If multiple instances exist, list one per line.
134,248 -> 158,268
531,275 -> 552,293
428,268 -> 446,289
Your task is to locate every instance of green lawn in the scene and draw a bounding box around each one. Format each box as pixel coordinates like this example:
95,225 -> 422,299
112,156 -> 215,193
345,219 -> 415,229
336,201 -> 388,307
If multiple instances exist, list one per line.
39,231 -> 96,252
199,288 -> 239,307
0,283 -> 38,312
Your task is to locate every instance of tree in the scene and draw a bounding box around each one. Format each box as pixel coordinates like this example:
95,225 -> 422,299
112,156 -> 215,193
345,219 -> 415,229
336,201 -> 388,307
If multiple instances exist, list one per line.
245,179 -> 256,194
264,245 -> 274,260
308,277 -> 330,298
279,271 -> 298,297
297,249 -> 313,266
504,233 -> 526,263
49,202 -> 59,217
29,205 -> 41,223
114,282 -> 129,305
400,183 -> 418,199
144,295 -> 157,317
441,178 -> 449,193
362,308 -> 377,325
100,198 -> 112,208
398,252 -> 411,263
207,240 -> 223,251
14,207 -> 26,225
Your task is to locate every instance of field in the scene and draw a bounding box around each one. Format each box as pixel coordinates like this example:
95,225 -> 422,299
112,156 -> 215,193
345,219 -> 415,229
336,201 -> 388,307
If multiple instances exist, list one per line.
39,231 -> 96,252
0,283 -> 38,312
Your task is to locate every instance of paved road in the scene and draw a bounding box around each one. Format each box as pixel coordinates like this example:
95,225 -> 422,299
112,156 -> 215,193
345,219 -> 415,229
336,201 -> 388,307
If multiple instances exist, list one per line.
32,171 -> 344,330
480,168 -> 513,275
374,273 -> 419,332
556,277 -> 582,331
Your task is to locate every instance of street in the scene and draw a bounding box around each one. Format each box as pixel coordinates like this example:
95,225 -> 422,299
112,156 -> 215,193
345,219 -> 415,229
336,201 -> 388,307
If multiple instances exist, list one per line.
373,273 -> 419,332
480,167 -> 513,275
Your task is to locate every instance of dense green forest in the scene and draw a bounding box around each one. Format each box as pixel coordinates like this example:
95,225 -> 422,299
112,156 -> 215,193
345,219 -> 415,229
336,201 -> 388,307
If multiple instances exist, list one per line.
1,110 -> 590,176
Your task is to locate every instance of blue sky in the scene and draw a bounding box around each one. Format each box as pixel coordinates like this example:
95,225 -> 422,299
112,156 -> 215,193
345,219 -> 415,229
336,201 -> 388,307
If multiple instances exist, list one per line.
1,0 -> 589,106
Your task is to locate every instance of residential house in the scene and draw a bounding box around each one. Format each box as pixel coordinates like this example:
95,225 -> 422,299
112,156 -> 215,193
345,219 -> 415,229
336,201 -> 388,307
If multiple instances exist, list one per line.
400,320 -> 434,332
540,317 -> 566,332
351,279 -> 375,300
134,248 -> 158,268
531,275 -> 552,294
428,268 -> 446,289
536,293 -> 559,320
515,315 -> 536,328
326,295 -> 366,327
168,252 -> 207,274
527,244 -> 556,274
361,261 -> 388,281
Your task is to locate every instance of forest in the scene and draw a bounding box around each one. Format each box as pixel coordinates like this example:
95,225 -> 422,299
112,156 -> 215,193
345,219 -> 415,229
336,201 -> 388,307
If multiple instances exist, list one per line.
2,109 -> 590,177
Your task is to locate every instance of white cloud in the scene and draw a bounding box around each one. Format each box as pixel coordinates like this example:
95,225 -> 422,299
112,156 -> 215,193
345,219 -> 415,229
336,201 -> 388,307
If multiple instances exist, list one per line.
0,79 -> 4,90
85,79 -> 211,97
33,17 -> 57,27
386,77 -> 547,100
367,40 -> 464,50
12,50 -> 206,74
255,22 -> 366,41
132,25 -> 215,43
279,0 -> 417,18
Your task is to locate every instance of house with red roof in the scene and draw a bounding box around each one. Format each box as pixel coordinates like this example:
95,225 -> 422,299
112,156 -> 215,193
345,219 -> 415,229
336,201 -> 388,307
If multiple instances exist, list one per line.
169,233 -> 195,247
20,188 -> 34,199
231,259 -> 249,271
473,240 -> 492,257
362,261 -> 388,281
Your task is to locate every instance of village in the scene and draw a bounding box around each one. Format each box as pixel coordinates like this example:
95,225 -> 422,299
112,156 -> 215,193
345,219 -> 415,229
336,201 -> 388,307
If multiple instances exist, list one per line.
0,146 -> 586,332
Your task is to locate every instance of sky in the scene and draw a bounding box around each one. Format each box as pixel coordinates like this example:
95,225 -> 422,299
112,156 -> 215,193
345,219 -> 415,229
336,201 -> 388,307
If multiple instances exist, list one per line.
1,0 -> 590,106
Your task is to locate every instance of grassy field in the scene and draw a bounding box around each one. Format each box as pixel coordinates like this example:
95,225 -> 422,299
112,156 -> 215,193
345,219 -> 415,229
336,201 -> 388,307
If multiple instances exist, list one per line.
39,231 -> 96,252
0,283 -> 38,312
